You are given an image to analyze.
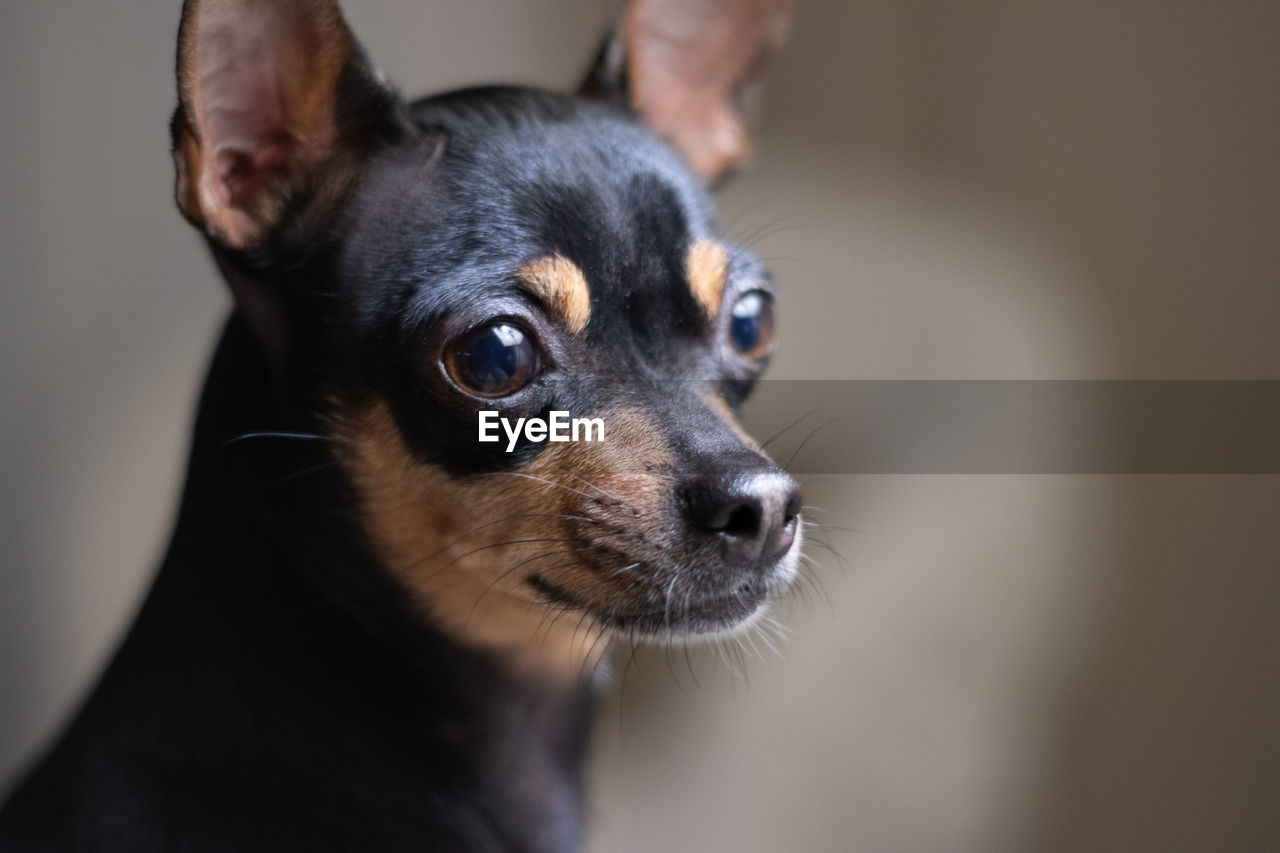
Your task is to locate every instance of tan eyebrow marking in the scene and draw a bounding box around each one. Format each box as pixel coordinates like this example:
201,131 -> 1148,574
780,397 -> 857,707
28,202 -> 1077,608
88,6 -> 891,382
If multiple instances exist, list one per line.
517,254 -> 591,334
687,238 -> 730,321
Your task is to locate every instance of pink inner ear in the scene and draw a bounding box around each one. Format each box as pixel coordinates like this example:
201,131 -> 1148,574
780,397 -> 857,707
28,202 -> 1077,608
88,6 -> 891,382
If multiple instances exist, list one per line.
213,138 -> 293,211
620,0 -> 791,182
174,0 -> 361,249
197,17 -> 301,211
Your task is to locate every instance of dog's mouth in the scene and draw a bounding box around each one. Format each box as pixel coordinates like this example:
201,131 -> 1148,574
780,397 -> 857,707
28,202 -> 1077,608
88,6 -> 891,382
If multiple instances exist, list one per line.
525,540 -> 798,640
527,574 -> 769,637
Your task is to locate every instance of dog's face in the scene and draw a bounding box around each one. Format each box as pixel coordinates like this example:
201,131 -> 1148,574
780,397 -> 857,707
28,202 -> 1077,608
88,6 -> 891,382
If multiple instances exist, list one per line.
173,0 -> 796,675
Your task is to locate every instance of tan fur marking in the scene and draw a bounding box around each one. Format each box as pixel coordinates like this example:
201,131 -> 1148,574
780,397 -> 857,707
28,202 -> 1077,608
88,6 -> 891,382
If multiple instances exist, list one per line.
518,255 -> 592,334
687,239 -> 730,321
336,400 -> 675,681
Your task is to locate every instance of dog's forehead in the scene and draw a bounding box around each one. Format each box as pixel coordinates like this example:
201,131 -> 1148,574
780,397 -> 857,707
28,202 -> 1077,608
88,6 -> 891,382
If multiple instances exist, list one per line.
341,89 -> 722,335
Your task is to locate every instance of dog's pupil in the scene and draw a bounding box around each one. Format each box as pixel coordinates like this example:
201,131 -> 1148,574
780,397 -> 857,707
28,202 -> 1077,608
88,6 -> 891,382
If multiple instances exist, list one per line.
449,322 -> 539,397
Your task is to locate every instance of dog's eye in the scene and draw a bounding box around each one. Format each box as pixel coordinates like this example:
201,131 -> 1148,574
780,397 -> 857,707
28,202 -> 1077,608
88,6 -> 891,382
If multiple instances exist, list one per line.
728,290 -> 775,359
445,322 -> 541,397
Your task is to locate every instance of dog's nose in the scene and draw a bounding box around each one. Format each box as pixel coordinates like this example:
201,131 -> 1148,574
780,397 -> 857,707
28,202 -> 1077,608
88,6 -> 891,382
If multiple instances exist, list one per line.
682,460 -> 802,566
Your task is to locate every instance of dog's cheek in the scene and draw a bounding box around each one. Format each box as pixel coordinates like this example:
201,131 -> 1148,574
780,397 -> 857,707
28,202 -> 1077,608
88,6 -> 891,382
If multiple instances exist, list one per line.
332,399 -> 687,664
334,399 -> 604,677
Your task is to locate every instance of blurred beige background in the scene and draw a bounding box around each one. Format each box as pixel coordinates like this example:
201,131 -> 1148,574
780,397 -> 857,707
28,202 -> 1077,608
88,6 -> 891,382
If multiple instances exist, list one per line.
2,2 -> 1278,851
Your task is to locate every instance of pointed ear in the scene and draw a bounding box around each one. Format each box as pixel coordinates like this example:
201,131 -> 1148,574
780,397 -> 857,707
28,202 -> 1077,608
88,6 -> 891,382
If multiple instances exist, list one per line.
171,0 -> 401,251
581,0 -> 792,185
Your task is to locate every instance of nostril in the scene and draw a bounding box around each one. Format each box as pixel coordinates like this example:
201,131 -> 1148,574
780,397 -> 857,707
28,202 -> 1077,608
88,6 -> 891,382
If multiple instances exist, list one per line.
684,475 -> 758,536
783,489 -> 802,526
722,502 -> 762,537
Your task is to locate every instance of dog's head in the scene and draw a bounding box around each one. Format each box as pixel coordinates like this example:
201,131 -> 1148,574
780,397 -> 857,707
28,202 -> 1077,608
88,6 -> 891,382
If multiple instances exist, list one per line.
173,0 -> 798,677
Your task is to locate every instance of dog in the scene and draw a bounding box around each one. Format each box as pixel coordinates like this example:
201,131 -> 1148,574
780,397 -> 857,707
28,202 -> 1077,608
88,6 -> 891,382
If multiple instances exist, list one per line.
0,0 -> 797,849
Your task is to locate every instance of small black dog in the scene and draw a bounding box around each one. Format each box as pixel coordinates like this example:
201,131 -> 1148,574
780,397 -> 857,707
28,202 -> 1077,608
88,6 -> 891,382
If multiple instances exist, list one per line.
0,1 -> 796,849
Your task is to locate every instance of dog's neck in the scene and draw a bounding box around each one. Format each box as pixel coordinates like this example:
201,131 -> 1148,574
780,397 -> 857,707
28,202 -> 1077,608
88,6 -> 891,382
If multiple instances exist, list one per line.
95,313 -> 597,850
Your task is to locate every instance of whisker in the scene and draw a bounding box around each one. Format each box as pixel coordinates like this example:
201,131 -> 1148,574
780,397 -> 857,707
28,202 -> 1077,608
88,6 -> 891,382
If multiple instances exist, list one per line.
564,473 -> 623,502
755,620 -> 783,658
739,624 -> 765,663
735,222 -> 807,252
232,460 -> 338,506
802,519 -> 858,534
608,561 -> 641,578
761,614 -> 793,639
723,210 -> 806,256
682,636 -> 702,691
479,471 -> 604,503
759,409 -> 819,451
783,416 -> 840,472
579,618 -> 613,682
795,556 -> 835,615
389,508 -> 626,586
714,200 -> 773,245
662,572 -> 681,635
804,537 -> 850,574
461,549 -> 585,628
220,430 -> 329,449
